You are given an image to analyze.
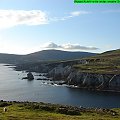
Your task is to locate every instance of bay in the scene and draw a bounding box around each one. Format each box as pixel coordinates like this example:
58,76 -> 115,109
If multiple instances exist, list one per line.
0,64 -> 120,108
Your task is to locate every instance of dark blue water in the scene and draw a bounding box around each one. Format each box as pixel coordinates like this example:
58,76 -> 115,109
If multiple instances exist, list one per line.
0,64 -> 120,108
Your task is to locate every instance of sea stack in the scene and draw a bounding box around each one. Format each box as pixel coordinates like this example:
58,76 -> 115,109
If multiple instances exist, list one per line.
27,72 -> 34,80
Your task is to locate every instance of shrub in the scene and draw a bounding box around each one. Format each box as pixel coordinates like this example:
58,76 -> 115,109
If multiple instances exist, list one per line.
0,102 -> 11,107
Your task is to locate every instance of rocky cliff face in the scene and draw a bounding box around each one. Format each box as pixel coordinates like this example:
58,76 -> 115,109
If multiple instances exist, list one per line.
47,64 -> 120,91
15,60 -> 120,91
67,72 -> 120,90
48,64 -> 72,80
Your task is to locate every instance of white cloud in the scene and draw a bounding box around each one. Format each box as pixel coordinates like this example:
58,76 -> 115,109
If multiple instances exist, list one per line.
50,11 -> 90,22
0,10 -> 90,29
62,43 -> 98,50
0,10 -> 48,29
44,42 -> 98,51
70,11 -> 90,16
43,42 -> 60,48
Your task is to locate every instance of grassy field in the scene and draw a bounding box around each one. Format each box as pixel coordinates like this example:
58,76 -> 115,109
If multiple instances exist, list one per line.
0,101 -> 120,120
73,49 -> 120,74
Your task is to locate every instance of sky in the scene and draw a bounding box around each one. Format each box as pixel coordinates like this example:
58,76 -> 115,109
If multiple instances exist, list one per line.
0,0 -> 120,54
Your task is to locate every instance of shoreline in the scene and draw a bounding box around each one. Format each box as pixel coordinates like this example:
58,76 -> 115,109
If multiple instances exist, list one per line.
67,85 -> 120,93
4,63 -> 120,93
10,63 -> 120,93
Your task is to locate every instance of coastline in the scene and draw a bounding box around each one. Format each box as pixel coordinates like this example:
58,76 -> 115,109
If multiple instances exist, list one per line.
67,85 -> 120,93
13,62 -> 120,93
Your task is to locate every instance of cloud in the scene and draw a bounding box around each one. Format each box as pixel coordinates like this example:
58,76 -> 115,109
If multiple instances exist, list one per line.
44,42 -> 60,48
62,43 -> 98,50
0,10 -> 90,29
50,11 -> 90,22
70,11 -> 90,16
44,42 -> 98,51
0,10 -> 48,29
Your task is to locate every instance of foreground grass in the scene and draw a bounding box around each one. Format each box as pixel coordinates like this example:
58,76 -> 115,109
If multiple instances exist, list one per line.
0,101 -> 120,120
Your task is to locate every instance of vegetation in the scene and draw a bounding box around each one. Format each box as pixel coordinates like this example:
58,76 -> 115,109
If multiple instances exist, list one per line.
73,49 -> 120,74
0,100 -> 120,120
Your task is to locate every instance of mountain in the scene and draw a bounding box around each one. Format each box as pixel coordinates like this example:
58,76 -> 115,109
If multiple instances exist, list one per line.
24,50 -> 96,62
0,50 -> 96,64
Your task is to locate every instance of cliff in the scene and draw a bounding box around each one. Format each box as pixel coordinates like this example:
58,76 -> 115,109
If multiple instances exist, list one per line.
47,64 -> 120,91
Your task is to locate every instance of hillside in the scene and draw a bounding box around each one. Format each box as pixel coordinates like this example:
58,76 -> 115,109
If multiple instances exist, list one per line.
0,53 -> 22,64
74,49 -> 120,74
0,50 -> 96,64
24,49 -> 96,62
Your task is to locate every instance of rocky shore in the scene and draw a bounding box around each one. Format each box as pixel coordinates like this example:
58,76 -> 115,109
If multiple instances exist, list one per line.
14,61 -> 120,92
48,65 -> 120,91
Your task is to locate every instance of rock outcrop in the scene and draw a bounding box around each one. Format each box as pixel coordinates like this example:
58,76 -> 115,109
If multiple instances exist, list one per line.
47,65 -> 120,91
27,72 -> 34,80
22,72 -> 34,80
48,64 -> 72,80
67,72 -> 120,90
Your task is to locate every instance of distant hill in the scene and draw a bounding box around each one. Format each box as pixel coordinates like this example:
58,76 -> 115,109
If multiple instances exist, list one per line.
0,50 -> 96,64
0,53 -> 22,64
23,50 -> 96,62
101,49 -> 120,55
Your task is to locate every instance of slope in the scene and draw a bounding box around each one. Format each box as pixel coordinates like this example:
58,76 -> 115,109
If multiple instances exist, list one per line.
74,49 -> 120,74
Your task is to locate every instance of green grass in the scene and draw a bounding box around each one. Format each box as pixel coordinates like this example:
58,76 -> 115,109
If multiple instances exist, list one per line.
73,49 -> 120,74
73,64 -> 118,74
0,101 -> 120,120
